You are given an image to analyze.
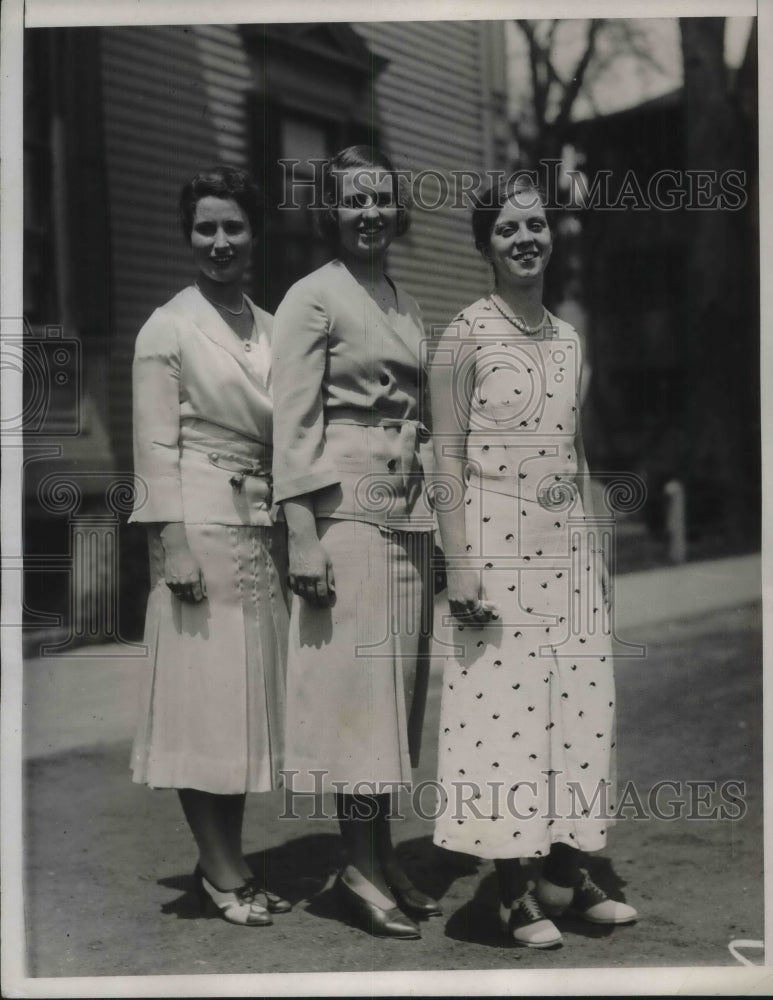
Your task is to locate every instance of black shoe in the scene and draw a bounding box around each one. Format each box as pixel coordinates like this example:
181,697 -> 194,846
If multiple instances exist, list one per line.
245,877 -> 292,914
386,874 -> 443,918
334,873 -> 421,939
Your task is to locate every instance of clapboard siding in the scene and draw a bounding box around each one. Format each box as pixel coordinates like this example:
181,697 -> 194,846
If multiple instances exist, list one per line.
102,26 -> 223,466
192,24 -> 252,166
379,108 -> 484,156
358,51 -> 486,108
100,21 -> 502,466
358,21 -> 482,75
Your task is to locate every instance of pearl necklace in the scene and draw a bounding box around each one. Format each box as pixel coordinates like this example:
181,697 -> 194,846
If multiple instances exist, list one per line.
489,295 -> 546,335
195,282 -> 246,316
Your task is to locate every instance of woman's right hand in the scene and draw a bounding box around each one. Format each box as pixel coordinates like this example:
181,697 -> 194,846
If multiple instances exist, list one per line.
446,568 -> 498,626
288,534 -> 336,608
159,522 -> 207,603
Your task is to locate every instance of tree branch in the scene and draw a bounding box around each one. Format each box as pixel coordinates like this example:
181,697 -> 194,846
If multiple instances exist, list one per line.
552,18 -> 604,131
516,19 -> 550,136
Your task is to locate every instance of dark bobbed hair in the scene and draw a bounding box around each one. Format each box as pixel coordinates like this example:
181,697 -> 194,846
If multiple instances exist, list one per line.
179,165 -> 263,243
471,173 -> 551,258
316,145 -> 411,246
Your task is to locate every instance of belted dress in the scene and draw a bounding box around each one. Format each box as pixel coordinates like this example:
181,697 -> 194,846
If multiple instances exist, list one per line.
129,286 -> 289,794
271,259 -> 435,793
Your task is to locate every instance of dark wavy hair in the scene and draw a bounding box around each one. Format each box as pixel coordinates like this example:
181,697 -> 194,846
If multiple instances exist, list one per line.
471,173 -> 550,258
316,145 -> 411,246
179,165 -> 263,243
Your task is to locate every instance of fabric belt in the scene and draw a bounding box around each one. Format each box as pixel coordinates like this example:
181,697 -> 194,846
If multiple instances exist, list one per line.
183,439 -> 272,499
326,408 -> 431,508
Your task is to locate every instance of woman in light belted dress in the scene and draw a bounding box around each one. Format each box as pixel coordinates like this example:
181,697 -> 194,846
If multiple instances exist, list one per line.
129,166 -> 291,927
271,145 -> 440,940
429,174 -> 637,948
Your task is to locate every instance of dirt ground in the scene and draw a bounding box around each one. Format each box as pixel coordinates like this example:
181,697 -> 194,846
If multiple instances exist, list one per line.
21,603 -> 764,987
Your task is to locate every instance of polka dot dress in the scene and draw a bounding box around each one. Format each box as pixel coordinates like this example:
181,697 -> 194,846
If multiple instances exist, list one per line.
433,301 -> 616,860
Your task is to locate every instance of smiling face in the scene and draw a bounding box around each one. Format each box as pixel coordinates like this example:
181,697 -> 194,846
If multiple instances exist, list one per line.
190,195 -> 253,286
486,189 -> 553,291
335,168 -> 399,263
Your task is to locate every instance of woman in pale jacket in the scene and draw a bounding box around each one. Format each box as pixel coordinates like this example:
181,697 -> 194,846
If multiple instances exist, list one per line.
271,145 -> 440,940
130,165 -> 290,927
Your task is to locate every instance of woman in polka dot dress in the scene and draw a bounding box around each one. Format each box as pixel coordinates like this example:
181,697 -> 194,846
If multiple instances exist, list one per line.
429,175 -> 637,948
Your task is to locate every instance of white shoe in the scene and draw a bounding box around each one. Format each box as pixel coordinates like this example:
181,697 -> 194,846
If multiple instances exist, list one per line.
570,868 -> 638,925
500,889 -> 563,948
194,865 -> 272,926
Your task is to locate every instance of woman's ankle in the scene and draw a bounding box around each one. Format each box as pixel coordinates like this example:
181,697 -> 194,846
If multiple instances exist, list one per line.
543,843 -> 582,889
198,857 -> 247,892
235,857 -> 253,881
341,864 -> 395,907
494,858 -> 529,908
381,856 -> 419,894
345,861 -> 395,898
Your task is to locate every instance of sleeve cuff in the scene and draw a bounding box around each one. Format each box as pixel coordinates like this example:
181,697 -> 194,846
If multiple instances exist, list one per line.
273,468 -> 341,504
128,478 -> 184,523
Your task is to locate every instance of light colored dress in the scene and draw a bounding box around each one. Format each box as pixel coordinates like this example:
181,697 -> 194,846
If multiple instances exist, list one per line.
433,299 -> 615,859
129,286 -> 288,794
271,260 -> 435,793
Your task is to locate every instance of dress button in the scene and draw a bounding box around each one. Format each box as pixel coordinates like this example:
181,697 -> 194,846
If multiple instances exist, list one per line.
209,452 -> 219,460
244,342 -> 252,351
380,373 -> 390,386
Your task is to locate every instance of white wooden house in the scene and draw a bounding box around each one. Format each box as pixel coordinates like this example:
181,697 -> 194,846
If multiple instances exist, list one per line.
23,20 -> 508,642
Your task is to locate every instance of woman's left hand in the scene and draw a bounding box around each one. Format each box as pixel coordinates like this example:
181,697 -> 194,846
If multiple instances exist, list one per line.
599,555 -> 612,610
287,535 -> 336,608
450,596 -> 500,627
446,568 -> 499,626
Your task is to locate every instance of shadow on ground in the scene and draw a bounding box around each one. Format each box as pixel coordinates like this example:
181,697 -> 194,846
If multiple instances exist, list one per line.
22,604 -> 764,978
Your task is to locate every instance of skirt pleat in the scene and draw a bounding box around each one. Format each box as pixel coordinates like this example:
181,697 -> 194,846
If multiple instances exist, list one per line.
283,519 -> 433,794
130,523 -> 288,793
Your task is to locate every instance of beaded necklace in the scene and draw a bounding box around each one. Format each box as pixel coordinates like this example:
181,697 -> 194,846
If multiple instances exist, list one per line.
195,281 -> 246,316
489,294 -> 546,335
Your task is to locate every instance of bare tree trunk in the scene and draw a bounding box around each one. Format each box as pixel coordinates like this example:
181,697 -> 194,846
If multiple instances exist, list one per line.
680,17 -> 752,544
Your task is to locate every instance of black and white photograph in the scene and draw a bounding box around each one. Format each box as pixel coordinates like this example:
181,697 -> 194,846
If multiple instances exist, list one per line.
1,0 -> 768,995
